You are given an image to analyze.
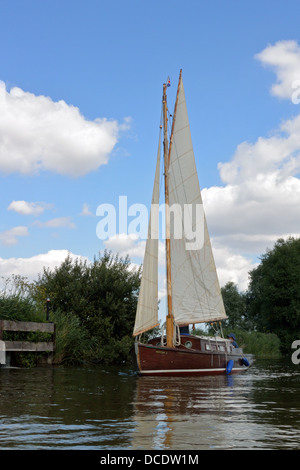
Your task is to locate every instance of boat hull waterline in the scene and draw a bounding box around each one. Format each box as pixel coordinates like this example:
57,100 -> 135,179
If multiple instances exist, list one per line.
135,335 -> 254,377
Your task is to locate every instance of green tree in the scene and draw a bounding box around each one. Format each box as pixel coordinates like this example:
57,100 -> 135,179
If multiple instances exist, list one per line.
34,250 -> 141,364
221,281 -> 248,329
248,237 -> 300,355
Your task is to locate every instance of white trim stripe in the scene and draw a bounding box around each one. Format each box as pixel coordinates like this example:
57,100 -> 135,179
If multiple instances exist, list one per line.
140,367 -> 247,374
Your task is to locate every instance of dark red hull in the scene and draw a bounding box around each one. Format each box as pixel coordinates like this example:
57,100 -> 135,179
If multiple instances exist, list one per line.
135,335 -> 254,376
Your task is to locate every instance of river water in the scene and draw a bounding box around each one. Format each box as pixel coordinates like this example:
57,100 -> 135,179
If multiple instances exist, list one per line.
0,359 -> 300,451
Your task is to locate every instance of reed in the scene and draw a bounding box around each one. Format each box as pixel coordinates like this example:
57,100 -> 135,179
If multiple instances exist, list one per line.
224,329 -> 281,359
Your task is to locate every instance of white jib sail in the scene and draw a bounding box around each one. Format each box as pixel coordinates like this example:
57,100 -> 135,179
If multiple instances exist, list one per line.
168,78 -> 227,325
133,134 -> 161,336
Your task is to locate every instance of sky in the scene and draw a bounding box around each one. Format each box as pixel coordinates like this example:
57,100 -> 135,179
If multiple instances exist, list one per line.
1,0 -> 300,312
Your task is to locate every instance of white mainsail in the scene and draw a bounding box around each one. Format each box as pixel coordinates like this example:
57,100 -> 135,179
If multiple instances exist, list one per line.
168,77 -> 227,325
133,134 -> 161,336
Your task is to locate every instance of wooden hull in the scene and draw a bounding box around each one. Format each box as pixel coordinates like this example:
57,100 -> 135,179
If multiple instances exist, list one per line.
135,335 -> 254,376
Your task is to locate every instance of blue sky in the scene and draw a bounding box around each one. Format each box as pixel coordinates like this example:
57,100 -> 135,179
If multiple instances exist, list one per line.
1,0 -> 300,299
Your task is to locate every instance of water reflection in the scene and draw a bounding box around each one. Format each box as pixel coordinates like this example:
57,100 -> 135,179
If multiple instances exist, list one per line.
131,374 -> 251,449
131,361 -> 300,450
0,366 -> 137,449
0,360 -> 300,449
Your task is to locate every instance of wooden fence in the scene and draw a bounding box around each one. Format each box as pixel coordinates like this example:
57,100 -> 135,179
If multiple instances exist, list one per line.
0,320 -> 55,366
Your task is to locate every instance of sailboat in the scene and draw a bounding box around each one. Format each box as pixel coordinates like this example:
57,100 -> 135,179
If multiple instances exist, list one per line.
133,70 -> 254,376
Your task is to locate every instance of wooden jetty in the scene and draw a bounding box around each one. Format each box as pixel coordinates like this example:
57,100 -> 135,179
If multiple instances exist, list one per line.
0,320 -> 55,366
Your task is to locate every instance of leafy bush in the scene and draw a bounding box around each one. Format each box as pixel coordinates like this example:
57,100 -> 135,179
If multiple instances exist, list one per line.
51,309 -> 95,365
0,252 -> 141,366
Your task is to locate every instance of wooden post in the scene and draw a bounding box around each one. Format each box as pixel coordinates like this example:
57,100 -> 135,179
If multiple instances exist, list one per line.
0,340 -> 5,365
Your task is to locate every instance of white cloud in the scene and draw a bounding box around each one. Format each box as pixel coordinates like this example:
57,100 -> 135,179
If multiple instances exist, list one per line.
8,200 -> 52,216
209,110 -> 300,245
0,81 -> 125,177
104,233 -> 165,266
104,233 -> 145,259
80,203 -> 93,216
196,41 -> 300,291
33,217 -> 76,229
218,112 -> 300,186
255,40 -> 300,101
0,250 -> 88,284
0,226 -> 29,246
211,241 -> 258,292
203,174 -> 300,243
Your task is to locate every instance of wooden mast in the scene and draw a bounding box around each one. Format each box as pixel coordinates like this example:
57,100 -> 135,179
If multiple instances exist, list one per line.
163,80 -> 174,348
163,71 -> 182,348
